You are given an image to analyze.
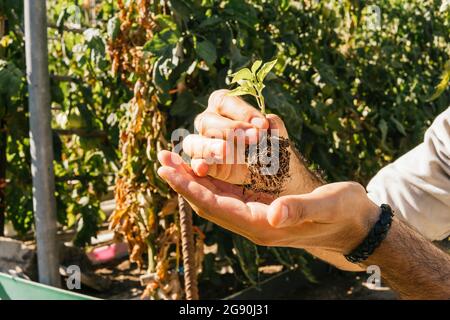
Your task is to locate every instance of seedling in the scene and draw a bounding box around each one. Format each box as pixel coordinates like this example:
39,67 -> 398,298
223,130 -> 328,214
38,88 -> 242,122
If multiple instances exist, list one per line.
227,59 -> 291,196
228,59 -> 278,115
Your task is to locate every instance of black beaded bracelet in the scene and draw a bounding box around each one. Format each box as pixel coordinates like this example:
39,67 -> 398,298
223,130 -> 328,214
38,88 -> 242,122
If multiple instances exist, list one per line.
344,204 -> 394,264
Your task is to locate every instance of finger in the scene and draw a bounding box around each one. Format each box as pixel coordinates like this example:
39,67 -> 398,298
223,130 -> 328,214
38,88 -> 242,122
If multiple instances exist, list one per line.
194,112 -> 261,144
157,151 -> 226,201
157,149 -> 192,173
183,134 -> 227,163
191,158 -> 209,177
191,158 -> 249,184
183,133 -> 249,183
158,151 -> 244,201
266,114 -> 289,138
157,156 -> 256,227
207,89 -> 269,128
194,112 -> 250,138
267,192 -> 336,228
157,166 -> 218,209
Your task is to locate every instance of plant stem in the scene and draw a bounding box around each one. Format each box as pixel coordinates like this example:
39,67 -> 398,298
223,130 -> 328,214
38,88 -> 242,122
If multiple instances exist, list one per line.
257,94 -> 265,115
252,85 -> 265,115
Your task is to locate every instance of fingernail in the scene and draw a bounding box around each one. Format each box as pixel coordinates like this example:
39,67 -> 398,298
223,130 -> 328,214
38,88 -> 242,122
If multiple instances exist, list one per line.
251,117 -> 265,129
278,205 -> 289,227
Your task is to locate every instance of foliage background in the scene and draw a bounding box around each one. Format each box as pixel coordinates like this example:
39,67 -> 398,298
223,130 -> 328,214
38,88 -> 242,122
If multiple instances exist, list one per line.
0,0 -> 448,296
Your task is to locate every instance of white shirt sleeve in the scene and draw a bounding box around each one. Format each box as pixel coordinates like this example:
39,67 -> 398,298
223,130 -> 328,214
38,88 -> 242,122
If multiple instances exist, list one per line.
367,107 -> 450,241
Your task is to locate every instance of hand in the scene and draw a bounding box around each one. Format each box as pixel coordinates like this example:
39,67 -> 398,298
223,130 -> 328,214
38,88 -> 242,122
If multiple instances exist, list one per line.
182,89 -> 321,195
157,150 -> 380,271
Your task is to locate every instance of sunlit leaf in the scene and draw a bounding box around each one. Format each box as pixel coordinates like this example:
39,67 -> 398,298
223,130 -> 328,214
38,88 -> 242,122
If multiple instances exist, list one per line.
143,29 -> 178,56
256,58 -> 277,82
251,60 -> 262,73
230,68 -> 253,83
227,86 -> 252,97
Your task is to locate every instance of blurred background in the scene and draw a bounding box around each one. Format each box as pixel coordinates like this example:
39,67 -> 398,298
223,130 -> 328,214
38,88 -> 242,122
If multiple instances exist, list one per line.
0,0 -> 448,299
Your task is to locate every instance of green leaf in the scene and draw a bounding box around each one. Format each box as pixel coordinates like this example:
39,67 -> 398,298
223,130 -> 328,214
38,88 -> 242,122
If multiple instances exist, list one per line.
155,14 -> 177,31
196,16 -> 222,30
230,68 -> 253,83
169,0 -> 193,21
251,60 -> 262,73
257,58 -> 277,82
56,8 -> 68,30
83,28 -> 105,57
227,86 -> 252,97
0,60 -> 23,96
390,116 -> 406,136
83,28 -> 101,42
152,56 -> 172,92
143,19 -> 179,56
378,119 -> 388,146
196,40 -> 217,66
240,80 -> 257,96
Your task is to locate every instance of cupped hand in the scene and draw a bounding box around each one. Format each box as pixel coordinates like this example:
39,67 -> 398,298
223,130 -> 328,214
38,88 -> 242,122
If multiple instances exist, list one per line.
157,150 -> 380,271
182,90 -> 318,195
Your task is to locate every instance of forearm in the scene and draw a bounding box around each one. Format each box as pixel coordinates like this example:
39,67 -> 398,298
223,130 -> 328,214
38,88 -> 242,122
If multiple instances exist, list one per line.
286,143 -> 324,195
287,146 -> 362,270
362,217 -> 450,299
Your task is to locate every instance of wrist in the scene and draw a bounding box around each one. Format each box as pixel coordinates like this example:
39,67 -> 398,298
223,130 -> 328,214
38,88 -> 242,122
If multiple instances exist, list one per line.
282,148 -> 324,195
343,200 -> 381,255
360,216 -> 399,268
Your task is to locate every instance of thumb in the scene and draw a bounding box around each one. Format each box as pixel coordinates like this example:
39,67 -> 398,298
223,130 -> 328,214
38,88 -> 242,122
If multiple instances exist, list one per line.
267,193 -> 334,228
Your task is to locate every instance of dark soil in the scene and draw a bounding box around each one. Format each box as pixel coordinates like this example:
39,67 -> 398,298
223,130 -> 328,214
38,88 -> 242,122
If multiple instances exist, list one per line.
245,135 -> 291,195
